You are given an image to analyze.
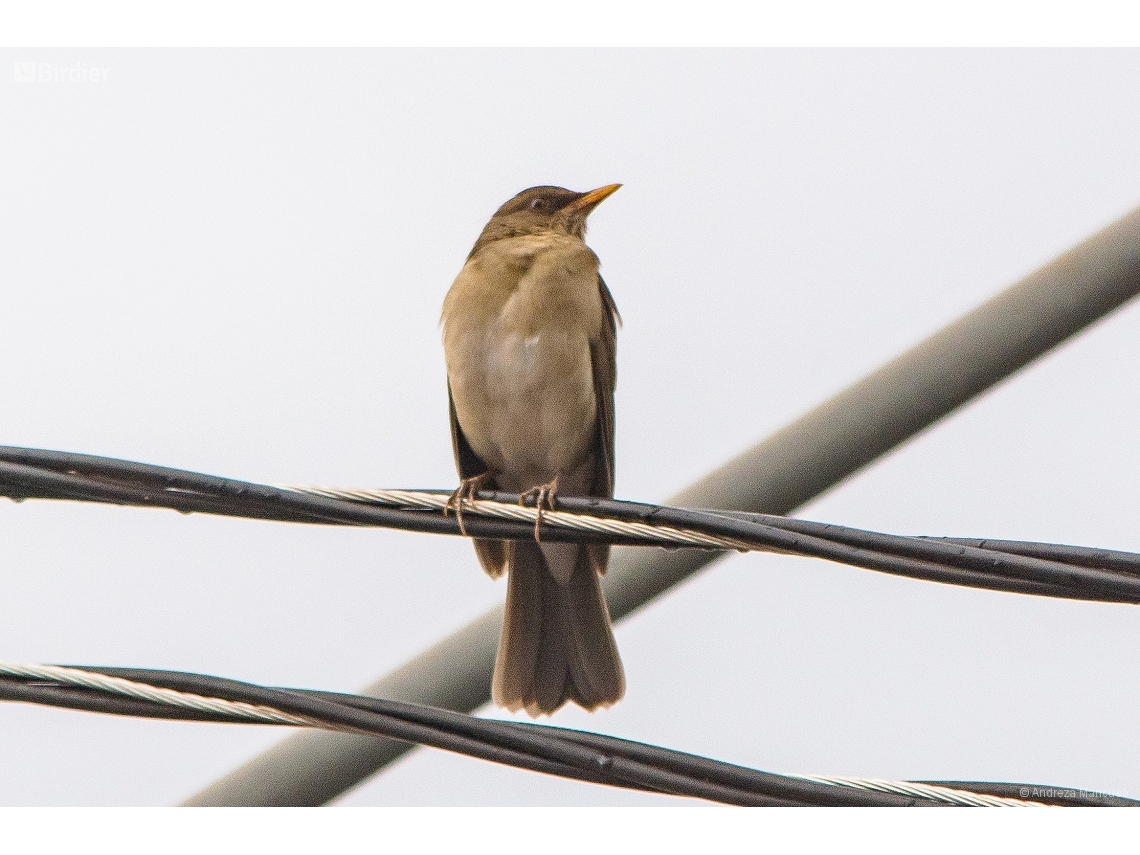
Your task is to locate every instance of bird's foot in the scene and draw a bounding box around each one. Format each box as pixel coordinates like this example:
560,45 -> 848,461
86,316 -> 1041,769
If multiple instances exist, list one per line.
445,472 -> 495,537
519,475 -> 559,542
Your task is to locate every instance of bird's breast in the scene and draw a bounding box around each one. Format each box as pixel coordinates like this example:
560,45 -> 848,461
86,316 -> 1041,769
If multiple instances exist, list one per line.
442,235 -> 603,490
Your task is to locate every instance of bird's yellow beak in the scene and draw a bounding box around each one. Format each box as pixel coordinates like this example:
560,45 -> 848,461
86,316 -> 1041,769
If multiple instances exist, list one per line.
564,183 -> 622,215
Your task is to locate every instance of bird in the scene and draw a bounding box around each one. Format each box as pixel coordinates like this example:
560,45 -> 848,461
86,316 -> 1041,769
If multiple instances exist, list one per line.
440,184 -> 625,717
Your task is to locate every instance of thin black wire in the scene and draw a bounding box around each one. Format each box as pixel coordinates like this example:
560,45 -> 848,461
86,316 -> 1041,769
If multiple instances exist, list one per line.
3,665 -> 1132,807
3,446 -> 1140,603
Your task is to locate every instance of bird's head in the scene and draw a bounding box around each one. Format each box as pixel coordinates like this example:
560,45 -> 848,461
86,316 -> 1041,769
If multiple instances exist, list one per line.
468,184 -> 621,257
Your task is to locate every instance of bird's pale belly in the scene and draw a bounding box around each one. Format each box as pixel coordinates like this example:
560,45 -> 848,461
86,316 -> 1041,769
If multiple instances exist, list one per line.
448,326 -> 597,492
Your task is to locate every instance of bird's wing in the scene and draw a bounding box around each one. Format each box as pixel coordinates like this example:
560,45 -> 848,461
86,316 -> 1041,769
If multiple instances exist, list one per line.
449,382 -> 507,577
448,380 -> 489,482
589,274 -> 620,500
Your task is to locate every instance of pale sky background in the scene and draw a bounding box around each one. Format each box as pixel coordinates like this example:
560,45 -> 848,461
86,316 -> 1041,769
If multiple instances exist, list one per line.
1,49 -> 1140,806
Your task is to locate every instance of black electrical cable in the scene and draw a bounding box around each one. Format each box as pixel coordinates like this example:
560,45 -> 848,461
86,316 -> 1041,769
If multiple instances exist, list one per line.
7,665 -> 1130,807
0,670 -> 874,806
928,538 -> 1140,576
3,447 -> 1140,604
0,670 -> 1130,811
82,667 -> 900,806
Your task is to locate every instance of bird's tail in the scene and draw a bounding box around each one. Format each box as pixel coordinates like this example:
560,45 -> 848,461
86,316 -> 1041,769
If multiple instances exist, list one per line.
492,539 -> 625,716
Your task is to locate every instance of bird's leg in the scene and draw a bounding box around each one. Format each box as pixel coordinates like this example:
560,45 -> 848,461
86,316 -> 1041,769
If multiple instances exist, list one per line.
519,474 -> 559,542
445,471 -> 495,537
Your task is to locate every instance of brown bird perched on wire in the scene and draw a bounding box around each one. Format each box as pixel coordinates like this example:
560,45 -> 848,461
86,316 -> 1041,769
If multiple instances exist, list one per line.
441,184 -> 625,717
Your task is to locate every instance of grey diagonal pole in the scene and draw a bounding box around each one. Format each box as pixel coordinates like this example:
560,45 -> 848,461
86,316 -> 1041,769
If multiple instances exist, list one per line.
186,205 -> 1140,806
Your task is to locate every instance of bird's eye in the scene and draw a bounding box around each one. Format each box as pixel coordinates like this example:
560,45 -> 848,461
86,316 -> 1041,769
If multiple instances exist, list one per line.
529,198 -> 545,209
